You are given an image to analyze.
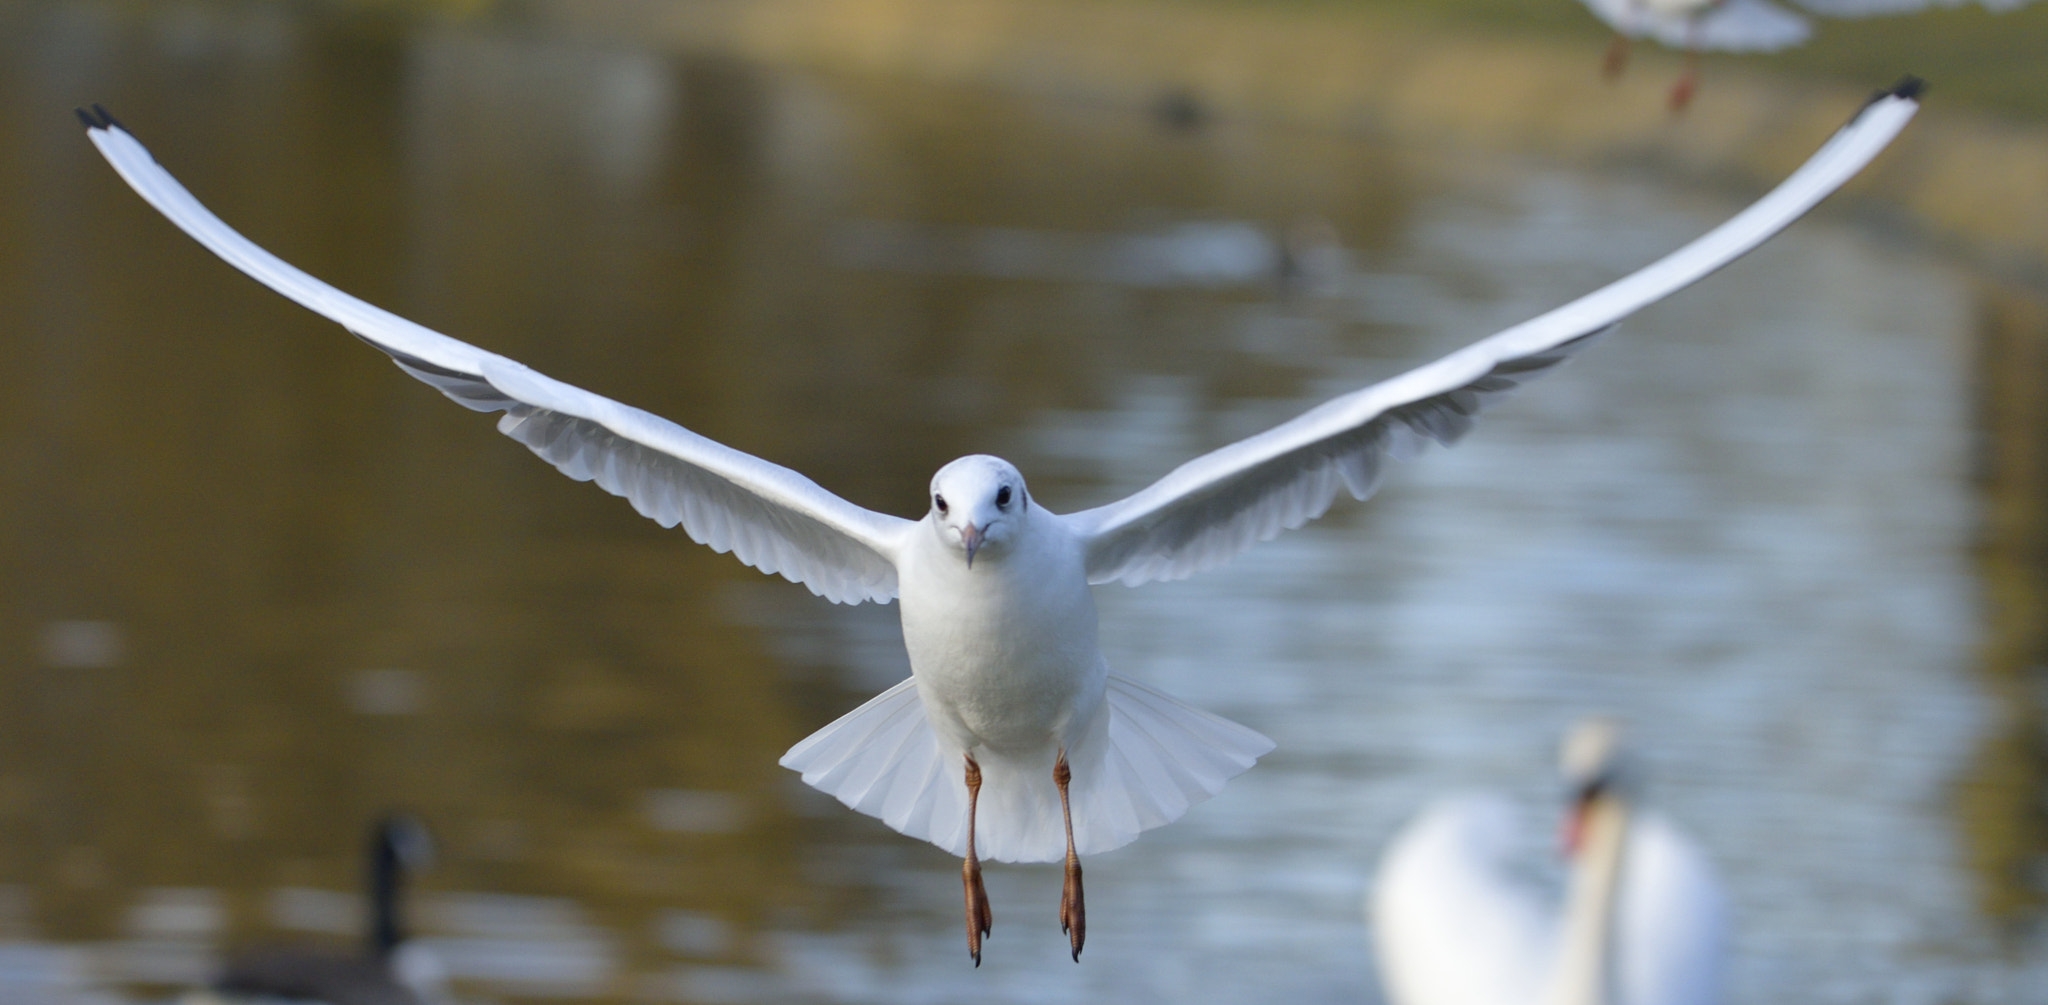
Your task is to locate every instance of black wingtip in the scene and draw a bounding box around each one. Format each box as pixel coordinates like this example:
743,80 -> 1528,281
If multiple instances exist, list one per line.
1881,76 -> 1926,104
74,103 -> 123,132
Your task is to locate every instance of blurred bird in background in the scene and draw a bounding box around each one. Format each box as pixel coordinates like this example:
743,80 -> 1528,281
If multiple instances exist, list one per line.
189,815 -> 444,1005
1370,719 -> 1727,1005
1579,0 -> 2034,109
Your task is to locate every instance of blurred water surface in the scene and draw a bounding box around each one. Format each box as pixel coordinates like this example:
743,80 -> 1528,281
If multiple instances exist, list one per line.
2,3 -> 2045,1003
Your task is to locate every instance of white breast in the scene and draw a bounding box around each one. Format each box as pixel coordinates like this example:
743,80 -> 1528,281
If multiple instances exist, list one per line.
896,505 -> 1104,754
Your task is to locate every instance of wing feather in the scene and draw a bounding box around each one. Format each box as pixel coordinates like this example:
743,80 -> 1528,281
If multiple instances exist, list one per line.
80,109 -> 908,604
1068,84 -> 1919,588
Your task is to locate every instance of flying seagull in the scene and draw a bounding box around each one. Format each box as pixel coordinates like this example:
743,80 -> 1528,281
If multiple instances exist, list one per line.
79,80 -> 1917,966
1582,0 -> 2023,110
1371,719 -> 1726,1005
1584,0 -> 1811,111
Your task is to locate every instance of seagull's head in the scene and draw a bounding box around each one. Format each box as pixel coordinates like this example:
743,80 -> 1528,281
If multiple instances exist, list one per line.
928,455 -> 1030,568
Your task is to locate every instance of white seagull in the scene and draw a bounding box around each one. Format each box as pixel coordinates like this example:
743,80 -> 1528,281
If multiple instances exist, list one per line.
78,81 -> 1916,966
1369,719 -> 1727,1005
1582,0 -> 2026,110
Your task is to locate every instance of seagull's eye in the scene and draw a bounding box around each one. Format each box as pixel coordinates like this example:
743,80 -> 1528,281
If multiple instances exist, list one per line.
935,494 -> 948,514
996,486 -> 1012,509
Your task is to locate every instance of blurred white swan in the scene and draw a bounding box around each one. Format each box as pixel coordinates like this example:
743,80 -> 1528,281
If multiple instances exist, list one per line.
1580,0 -> 2033,109
1370,720 -> 1727,1005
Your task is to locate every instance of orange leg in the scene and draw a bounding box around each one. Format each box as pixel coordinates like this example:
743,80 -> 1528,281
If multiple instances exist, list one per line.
962,754 -> 993,965
1669,30 -> 1701,113
1602,34 -> 1630,81
1055,750 -> 1085,962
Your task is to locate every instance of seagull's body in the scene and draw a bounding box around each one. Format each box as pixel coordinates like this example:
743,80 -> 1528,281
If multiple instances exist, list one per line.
1371,722 -> 1726,1005
898,462 -> 1100,768
78,82 -> 1918,964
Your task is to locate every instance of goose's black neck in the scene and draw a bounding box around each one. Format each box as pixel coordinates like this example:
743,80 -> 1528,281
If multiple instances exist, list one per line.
366,819 -> 407,959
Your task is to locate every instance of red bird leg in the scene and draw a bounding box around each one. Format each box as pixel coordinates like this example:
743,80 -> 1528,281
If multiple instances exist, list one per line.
963,754 -> 993,965
1056,750 -> 1085,961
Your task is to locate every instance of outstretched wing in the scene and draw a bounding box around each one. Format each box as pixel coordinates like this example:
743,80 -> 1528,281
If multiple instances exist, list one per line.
80,108 -> 910,605
1067,82 -> 1921,588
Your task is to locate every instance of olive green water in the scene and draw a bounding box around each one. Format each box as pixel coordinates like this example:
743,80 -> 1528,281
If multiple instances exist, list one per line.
2,3 -> 2045,1003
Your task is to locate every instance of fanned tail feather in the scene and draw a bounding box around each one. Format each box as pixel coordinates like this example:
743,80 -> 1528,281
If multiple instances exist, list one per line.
780,675 -> 1273,863
779,678 -> 970,854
